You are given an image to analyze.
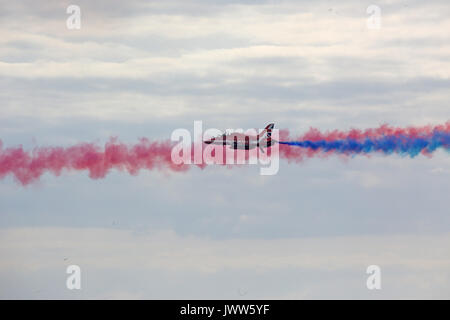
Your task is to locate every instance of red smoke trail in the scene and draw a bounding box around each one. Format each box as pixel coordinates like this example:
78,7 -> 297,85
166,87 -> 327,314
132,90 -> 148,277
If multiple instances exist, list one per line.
0,137 -> 262,185
0,138 -> 190,186
2,122 -> 449,185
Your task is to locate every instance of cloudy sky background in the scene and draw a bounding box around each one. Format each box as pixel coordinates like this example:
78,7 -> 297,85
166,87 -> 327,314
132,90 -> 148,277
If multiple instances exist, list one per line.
0,0 -> 449,299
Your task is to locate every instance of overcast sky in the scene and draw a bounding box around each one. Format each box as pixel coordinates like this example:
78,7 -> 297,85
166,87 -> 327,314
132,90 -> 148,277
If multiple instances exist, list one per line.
0,0 -> 449,299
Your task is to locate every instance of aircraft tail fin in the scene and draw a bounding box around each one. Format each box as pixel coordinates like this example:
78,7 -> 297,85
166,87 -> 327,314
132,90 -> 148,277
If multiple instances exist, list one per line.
259,123 -> 274,141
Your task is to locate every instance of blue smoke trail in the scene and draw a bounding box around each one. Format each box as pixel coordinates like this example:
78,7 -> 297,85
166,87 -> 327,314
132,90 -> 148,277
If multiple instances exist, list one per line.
280,131 -> 450,157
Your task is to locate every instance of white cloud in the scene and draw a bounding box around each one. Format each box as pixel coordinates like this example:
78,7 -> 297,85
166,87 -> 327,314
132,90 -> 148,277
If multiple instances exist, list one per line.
1,227 -> 450,298
0,0 -> 449,124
